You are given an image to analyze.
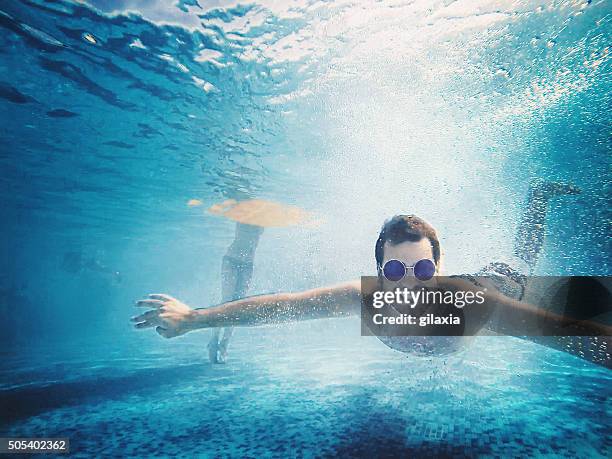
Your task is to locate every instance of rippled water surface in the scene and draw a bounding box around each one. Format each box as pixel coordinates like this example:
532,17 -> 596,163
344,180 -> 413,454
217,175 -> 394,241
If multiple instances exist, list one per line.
1,0 -> 611,456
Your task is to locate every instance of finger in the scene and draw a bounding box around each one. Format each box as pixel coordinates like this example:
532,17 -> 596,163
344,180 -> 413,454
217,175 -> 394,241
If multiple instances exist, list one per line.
149,294 -> 175,302
135,299 -> 165,308
131,310 -> 160,323
156,326 -> 177,339
134,321 -> 155,329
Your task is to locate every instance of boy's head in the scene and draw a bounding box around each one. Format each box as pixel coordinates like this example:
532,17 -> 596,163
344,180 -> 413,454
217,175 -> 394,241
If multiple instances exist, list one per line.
375,215 -> 441,287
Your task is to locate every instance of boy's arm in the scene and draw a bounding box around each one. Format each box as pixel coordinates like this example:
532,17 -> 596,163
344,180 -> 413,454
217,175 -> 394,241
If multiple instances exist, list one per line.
436,276 -> 611,336
487,288 -> 612,337
438,277 -> 611,368
493,294 -> 611,368
132,280 -> 362,338
477,282 -> 611,368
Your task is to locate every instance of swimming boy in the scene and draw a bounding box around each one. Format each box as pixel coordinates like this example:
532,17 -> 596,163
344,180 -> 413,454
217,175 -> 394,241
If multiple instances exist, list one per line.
132,181 -> 611,368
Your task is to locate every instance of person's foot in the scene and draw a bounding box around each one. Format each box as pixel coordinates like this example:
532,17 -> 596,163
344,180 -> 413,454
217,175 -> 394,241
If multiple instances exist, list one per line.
533,179 -> 581,199
216,338 -> 231,363
208,335 -> 224,364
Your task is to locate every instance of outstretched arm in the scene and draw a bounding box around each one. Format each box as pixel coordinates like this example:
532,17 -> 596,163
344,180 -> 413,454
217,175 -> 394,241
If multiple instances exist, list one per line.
433,277 -> 611,368
132,280 -> 362,338
489,291 -> 611,337
477,281 -> 611,368
435,276 -> 610,337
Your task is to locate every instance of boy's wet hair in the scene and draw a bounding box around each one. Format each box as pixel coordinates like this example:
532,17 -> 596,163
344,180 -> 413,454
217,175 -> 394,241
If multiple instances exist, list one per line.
375,215 -> 441,271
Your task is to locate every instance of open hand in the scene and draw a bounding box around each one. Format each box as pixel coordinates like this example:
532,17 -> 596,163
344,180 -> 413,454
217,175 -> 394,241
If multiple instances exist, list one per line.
132,293 -> 194,338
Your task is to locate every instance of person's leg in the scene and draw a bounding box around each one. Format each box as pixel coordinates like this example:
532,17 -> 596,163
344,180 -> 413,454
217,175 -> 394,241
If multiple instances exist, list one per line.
505,180 -> 610,367
513,178 -> 581,274
480,179 -> 582,330
208,223 -> 263,363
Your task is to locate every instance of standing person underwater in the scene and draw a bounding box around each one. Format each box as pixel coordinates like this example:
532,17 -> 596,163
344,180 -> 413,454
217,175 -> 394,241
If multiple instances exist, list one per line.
207,222 -> 263,364
132,180 -> 611,368
202,198 -> 310,363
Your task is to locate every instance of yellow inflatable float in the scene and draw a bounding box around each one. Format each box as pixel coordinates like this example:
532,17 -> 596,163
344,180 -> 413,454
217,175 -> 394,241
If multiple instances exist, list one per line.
189,198 -> 320,228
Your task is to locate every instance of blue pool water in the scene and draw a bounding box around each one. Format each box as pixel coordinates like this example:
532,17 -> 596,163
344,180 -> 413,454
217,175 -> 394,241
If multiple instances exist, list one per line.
1,0 -> 611,456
